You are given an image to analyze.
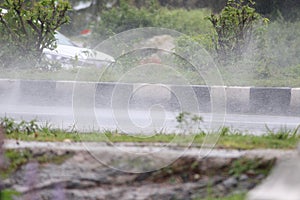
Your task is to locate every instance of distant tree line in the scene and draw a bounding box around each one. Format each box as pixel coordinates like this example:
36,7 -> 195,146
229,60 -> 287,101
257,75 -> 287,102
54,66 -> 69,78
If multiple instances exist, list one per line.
2,0 -> 300,20
69,0 -> 300,21
149,0 -> 300,20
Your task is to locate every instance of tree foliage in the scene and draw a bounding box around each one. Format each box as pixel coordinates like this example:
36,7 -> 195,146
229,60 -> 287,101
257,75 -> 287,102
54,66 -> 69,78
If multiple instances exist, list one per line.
0,0 -> 71,68
208,0 -> 267,62
91,0 -> 157,43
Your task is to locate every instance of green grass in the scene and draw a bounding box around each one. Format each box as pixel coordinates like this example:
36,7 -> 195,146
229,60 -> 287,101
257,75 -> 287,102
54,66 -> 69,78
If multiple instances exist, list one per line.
201,193 -> 246,200
0,67 -> 90,81
2,59 -> 300,87
217,134 -> 299,149
2,115 -> 300,150
0,149 -> 69,199
2,65 -> 300,87
0,189 -> 20,200
4,128 -> 300,150
1,149 -> 73,179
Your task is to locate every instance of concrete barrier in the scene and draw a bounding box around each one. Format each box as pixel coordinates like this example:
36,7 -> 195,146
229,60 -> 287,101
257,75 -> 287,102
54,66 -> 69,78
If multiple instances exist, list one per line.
131,83 -> 171,109
0,79 -> 20,104
226,86 -> 250,113
72,82 -> 98,130
55,81 -> 74,106
249,87 -> 291,114
169,85 -> 203,112
19,80 -> 56,106
290,88 -> 300,114
95,82 -> 116,107
95,82 -> 133,109
0,79 -> 299,116
192,85 -> 211,112
210,86 -> 226,114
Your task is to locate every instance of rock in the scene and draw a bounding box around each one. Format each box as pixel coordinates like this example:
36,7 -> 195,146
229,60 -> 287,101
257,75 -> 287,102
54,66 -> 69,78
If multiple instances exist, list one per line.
216,183 -> 227,193
63,139 -> 72,143
212,176 -> 224,185
239,174 -> 249,181
193,174 -> 200,180
255,174 -> 265,180
2,145 -> 279,200
238,181 -> 256,191
222,177 -> 238,188
2,179 -> 12,188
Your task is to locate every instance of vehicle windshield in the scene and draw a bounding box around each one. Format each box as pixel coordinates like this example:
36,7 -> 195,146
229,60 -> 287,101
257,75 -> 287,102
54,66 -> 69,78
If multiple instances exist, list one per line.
55,32 -> 76,46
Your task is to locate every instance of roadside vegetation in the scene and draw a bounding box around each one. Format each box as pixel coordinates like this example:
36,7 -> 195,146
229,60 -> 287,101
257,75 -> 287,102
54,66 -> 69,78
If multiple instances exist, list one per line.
1,0 -> 300,87
0,0 -> 71,69
1,117 -> 299,150
74,0 -> 300,87
201,193 -> 246,200
0,118 -> 276,200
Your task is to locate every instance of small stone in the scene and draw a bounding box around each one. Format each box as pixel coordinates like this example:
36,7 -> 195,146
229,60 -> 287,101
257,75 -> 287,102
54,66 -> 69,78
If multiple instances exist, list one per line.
216,183 -> 227,193
239,174 -> 249,181
63,139 -> 72,143
212,176 -> 224,184
238,181 -> 256,190
2,179 -> 12,188
256,174 -> 265,180
222,177 -> 238,188
194,174 -> 200,180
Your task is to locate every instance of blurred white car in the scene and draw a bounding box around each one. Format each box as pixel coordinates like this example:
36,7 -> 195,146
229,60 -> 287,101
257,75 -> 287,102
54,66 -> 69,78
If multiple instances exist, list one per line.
43,32 -> 115,68
1,8 -> 114,68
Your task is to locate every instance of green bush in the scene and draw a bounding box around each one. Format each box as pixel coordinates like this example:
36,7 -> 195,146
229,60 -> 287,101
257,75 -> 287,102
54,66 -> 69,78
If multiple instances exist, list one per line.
250,18 -> 300,81
153,8 -> 212,35
0,117 -> 40,135
208,0 -> 268,63
92,1 -> 212,44
92,0 -> 155,42
264,20 -> 300,68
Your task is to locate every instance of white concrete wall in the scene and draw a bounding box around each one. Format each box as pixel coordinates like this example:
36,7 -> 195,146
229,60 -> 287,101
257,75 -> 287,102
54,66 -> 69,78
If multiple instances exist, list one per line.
0,79 -> 297,115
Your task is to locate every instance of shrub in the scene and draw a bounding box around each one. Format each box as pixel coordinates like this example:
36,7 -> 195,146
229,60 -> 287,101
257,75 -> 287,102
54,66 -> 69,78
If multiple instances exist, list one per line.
264,19 -> 300,68
207,0 -> 268,63
153,8 -> 212,36
92,0 -> 155,43
92,1 -> 212,45
0,117 -> 40,135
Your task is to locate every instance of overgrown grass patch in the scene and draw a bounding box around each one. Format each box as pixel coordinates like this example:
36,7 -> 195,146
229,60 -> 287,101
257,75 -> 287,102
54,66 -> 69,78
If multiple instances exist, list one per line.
1,149 -> 73,179
200,193 -> 246,200
217,134 -> 299,149
0,189 -> 20,200
4,130 -> 300,150
2,117 -> 299,149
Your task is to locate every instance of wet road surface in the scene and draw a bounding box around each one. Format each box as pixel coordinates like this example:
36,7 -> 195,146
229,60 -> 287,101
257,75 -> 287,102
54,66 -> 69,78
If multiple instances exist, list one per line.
0,105 -> 299,135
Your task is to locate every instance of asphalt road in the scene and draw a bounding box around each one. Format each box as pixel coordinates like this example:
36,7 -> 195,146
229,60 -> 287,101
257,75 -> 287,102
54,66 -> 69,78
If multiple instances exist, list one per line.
1,104 -> 300,135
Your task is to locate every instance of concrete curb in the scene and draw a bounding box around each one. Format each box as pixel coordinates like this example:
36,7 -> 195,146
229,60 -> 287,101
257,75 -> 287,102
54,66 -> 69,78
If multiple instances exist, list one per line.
4,140 -> 297,159
247,149 -> 300,200
0,79 -> 298,115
